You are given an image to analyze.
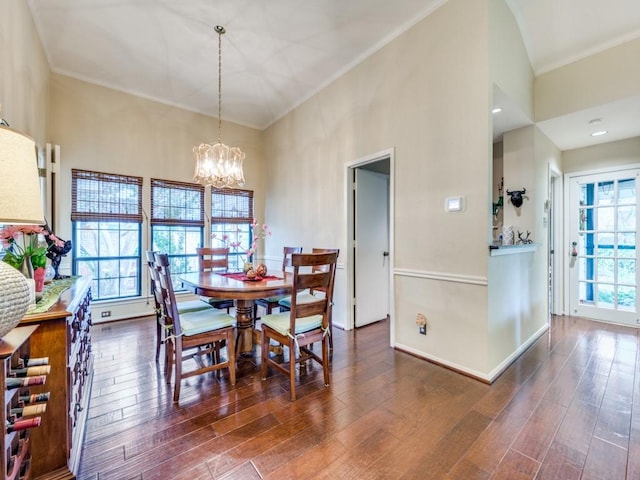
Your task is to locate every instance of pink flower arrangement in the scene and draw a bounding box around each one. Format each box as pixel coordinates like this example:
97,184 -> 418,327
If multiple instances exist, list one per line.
211,232 -> 243,251
244,218 -> 271,260
210,218 -> 271,263
1,224 -> 64,270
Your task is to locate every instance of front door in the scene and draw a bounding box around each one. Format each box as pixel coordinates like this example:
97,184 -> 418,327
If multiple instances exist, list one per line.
568,169 -> 639,326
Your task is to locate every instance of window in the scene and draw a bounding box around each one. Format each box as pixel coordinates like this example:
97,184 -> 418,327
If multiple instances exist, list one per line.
211,188 -> 254,271
151,178 -> 204,289
72,169 -> 143,300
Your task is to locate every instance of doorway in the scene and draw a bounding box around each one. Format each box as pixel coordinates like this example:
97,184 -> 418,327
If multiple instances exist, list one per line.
549,167 -> 563,316
566,167 -> 640,326
346,149 -> 394,344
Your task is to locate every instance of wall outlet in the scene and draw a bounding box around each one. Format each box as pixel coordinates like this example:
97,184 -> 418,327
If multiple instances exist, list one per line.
101,311 -> 111,318
416,313 -> 427,335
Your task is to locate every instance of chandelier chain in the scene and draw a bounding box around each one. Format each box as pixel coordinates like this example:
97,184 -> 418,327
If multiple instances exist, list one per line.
217,26 -> 223,145
192,24 -> 245,189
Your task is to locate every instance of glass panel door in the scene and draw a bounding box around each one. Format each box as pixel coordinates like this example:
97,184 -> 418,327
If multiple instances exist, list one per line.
568,170 -> 639,326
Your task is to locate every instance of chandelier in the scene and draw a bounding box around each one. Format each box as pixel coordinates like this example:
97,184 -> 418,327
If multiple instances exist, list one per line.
193,25 -> 245,189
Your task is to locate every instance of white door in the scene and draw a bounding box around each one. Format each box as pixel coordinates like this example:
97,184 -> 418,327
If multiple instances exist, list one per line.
355,168 -> 390,327
568,169 -> 639,326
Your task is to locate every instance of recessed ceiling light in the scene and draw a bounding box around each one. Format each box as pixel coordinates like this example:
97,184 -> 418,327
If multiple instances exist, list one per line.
492,107 -> 502,114
591,130 -> 608,137
588,118 -> 602,125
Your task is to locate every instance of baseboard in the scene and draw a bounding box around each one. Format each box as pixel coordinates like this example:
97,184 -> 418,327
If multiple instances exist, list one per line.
394,322 -> 549,384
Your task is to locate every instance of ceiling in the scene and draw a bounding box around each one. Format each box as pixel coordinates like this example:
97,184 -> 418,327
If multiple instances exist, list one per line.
26,0 -> 640,150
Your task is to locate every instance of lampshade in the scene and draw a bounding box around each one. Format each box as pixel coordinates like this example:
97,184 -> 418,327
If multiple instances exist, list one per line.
0,126 -> 45,224
0,125 -> 44,340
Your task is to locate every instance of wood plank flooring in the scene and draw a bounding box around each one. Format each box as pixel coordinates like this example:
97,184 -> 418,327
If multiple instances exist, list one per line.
77,314 -> 640,479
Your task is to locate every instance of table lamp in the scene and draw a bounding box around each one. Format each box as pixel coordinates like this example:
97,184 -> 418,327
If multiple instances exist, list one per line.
0,125 -> 45,339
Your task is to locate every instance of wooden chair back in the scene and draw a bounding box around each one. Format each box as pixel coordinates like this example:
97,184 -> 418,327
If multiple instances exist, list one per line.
196,247 -> 229,272
153,253 -> 180,336
282,246 -> 303,271
254,246 -> 302,319
154,252 -> 236,402
309,247 -> 339,295
146,250 -> 166,362
288,252 -> 338,324
195,247 -> 234,311
260,251 -> 338,400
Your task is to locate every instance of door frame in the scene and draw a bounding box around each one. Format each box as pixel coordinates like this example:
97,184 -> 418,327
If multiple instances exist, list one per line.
563,162 -> 640,319
345,148 -> 395,345
549,165 -> 563,315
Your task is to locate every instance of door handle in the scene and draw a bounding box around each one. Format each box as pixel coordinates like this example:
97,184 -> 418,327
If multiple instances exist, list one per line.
383,251 -> 389,257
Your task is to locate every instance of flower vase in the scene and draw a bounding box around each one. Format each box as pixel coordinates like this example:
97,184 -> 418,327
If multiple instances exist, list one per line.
33,267 -> 46,293
19,257 -> 34,279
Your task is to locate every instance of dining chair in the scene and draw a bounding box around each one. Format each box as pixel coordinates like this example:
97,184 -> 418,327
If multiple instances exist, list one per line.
154,252 -> 236,403
196,247 -> 235,312
253,246 -> 302,320
145,250 -> 215,365
278,248 -> 339,348
260,251 -> 338,401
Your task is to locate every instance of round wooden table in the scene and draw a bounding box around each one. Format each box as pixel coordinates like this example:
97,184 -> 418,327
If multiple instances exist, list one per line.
179,271 -> 293,355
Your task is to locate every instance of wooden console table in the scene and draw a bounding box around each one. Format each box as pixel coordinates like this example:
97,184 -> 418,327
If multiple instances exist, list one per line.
19,276 -> 93,479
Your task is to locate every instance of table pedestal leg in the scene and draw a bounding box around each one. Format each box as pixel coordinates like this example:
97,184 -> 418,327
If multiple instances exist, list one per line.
235,299 -> 254,356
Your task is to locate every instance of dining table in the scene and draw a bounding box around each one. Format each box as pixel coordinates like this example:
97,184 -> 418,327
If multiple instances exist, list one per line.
179,270 -> 293,355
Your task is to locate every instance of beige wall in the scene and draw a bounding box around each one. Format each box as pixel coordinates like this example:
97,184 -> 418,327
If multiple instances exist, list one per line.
536,38 -> 640,121
563,137 -> 640,173
49,74 -> 264,236
48,74 -> 265,319
488,125 -> 558,375
489,0 -> 534,121
264,0 -> 498,376
0,0 -> 49,144
1,0 -> 560,379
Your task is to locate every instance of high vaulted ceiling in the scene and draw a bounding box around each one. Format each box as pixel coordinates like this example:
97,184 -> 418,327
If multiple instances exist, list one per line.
27,0 -> 640,150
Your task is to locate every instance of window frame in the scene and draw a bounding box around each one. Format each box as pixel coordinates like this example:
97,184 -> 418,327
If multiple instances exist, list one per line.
210,188 -> 254,271
150,178 -> 205,289
71,169 -> 143,301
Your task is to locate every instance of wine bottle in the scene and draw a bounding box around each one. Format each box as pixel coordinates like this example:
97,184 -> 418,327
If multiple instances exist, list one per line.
5,376 -> 47,389
18,356 -> 49,367
19,392 -> 51,404
6,416 -> 41,433
10,404 -> 47,418
9,365 -> 51,377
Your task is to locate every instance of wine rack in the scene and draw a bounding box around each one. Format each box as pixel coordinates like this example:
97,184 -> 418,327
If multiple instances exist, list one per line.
1,325 -> 43,480
19,277 -> 92,479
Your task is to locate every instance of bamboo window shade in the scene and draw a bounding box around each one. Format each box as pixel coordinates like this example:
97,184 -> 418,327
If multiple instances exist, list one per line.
71,169 -> 143,222
211,188 -> 253,224
150,179 -> 204,227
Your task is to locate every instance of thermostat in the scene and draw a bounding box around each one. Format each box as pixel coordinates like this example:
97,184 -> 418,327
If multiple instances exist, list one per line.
445,196 -> 465,212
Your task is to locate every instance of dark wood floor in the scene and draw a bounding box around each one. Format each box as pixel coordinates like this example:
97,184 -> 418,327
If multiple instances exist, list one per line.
77,313 -> 640,479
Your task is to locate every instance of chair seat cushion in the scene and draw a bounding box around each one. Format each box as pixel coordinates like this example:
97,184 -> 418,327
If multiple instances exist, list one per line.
177,299 -> 214,314
179,310 -> 236,337
277,291 -> 325,309
260,312 -> 323,337
200,296 -> 234,307
259,294 -> 287,304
